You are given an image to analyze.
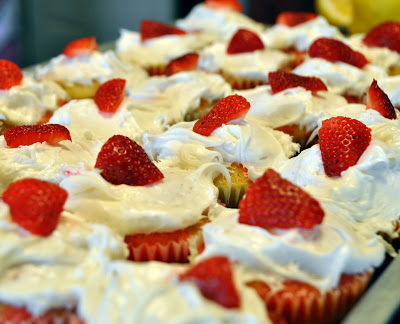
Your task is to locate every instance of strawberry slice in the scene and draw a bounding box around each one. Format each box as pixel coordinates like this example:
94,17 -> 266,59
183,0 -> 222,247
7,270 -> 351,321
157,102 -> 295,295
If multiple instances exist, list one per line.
94,78 -> 126,114
239,169 -> 324,230
204,0 -> 243,12
0,59 -> 23,90
179,256 -> 241,308
165,52 -> 199,76
95,135 -> 164,186
140,20 -> 186,42
268,71 -> 327,94
0,304 -> 84,324
362,21 -> 400,54
62,36 -> 98,57
319,116 -> 372,177
4,124 -> 72,148
309,37 -> 369,69
2,179 -> 68,236
366,79 -> 396,119
193,94 -> 250,136
227,28 -> 265,54
276,11 -> 317,27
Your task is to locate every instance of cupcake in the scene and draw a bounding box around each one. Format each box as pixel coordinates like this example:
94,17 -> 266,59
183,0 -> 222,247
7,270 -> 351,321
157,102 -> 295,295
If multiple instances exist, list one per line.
198,169 -> 385,324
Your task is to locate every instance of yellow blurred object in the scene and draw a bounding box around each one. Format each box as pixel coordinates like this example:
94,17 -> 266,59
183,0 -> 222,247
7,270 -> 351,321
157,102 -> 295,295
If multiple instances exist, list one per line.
315,0 -> 353,27
316,0 -> 400,34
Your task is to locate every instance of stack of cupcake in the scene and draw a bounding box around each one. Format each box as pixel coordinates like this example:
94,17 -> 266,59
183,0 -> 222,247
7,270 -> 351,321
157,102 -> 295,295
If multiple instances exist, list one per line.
0,0 -> 400,323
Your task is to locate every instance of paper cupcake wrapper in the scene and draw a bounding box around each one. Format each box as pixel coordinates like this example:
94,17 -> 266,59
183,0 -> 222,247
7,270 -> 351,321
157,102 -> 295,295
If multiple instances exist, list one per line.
219,70 -> 267,90
58,80 -> 100,99
247,270 -> 373,324
216,183 -> 248,208
145,64 -> 166,76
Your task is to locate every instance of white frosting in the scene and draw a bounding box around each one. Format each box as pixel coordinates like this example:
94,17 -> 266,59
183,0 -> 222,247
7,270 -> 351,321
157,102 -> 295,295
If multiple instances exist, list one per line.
263,17 -> 342,52
36,50 -> 148,92
237,85 -> 348,133
293,58 -> 387,96
376,75 -> 400,108
143,117 -> 299,180
199,207 -> 385,292
116,29 -> 213,67
199,42 -> 291,82
347,34 -> 400,72
0,135 -> 97,194
128,71 -> 232,122
49,98 -> 168,145
176,4 -> 265,41
0,76 -> 69,126
277,110 -> 400,236
60,165 -> 223,235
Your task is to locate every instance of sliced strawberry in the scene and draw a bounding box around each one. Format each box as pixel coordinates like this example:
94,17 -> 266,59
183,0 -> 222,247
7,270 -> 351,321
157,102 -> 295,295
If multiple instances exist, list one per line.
362,21 -> 400,54
366,79 -> 396,119
227,28 -> 265,54
238,169 -> 324,230
0,304 -> 84,324
165,52 -> 199,76
2,179 -> 68,236
309,38 -> 369,69
319,116 -> 372,177
4,124 -> 71,148
62,36 -> 98,57
204,0 -> 243,12
179,256 -> 241,308
95,135 -> 164,186
276,11 -> 317,27
193,94 -> 250,136
0,59 -> 23,90
94,78 -> 126,114
140,20 -> 186,42
268,71 -> 327,94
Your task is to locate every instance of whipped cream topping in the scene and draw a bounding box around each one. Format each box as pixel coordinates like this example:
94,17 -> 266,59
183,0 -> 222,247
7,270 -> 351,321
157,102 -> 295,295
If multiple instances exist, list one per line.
144,117 -> 299,180
293,58 -> 387,96
0,135 -> 97,194
376,75 -> 400,108
263,17 -> 343,52
199,207 -> 385,292
277,109 -> 400,236
49,98 -> 168,145
0,76 -> 69,126
116,29 -> 213,67
128,71 -> 232,122
60,165 -> 223,235
199,42 -> 291,81
347,34 -> 400,72
36,50 -> 148,91
176,4 -> 265,41
237,85 -> 348,133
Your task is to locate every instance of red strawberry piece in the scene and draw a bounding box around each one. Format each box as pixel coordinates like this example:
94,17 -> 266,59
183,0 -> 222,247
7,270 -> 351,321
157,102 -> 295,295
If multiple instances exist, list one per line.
165,52 -> 199,76
227,28 -> 265,54
140,20 -> 186,42
4,124 -> 71,148
204,0 -> 243,12
193,94 -> 250,136
94,78 -> 126,114
95,135 -> 164,186
239,169 -> 324,230
319,116 -> 372,177
179,256 -> 241,308
362,21 -> 400,54
268,71 -> 327,94
366,79 -> 396,119
0,59 -> 23,90
309,37 -> 369,69
62,36 -> 98,57
0,304 -> 84,324
276,11 -> 317,27
2,179 -> 68,236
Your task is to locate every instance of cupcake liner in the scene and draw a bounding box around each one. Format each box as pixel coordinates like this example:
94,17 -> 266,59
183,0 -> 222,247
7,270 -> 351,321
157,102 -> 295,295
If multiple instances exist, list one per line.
247,270 -> 373,324
184,98 -> 216,122
145,64 -> 166,76
275,124 -> 312,150
125,219 -> 208,263
217,183 -> 248,208
58,80 -> 100,99
219,70 -> 267,90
